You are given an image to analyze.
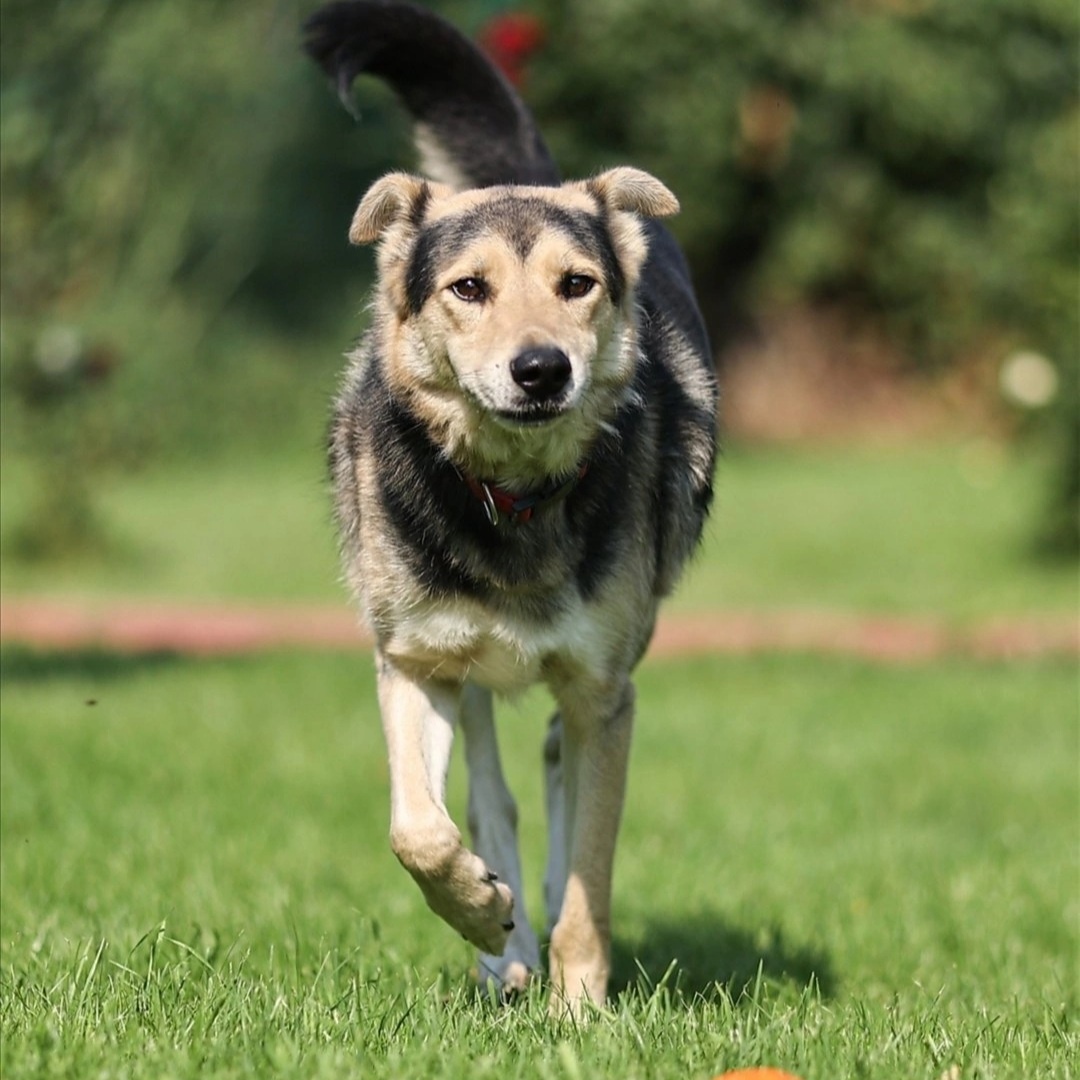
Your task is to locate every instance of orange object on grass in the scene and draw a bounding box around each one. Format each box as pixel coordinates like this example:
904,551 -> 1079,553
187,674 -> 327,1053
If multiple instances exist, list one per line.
713,1070 -> 803,1080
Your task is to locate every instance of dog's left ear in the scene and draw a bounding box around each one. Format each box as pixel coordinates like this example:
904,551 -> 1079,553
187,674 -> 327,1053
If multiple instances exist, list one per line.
585,167 -> 680,219
571,168 -> 680,296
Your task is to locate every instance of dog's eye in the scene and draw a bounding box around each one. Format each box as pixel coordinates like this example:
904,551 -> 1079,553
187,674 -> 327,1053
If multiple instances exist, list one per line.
449,277 -> 488,303
560,274 -> 596,300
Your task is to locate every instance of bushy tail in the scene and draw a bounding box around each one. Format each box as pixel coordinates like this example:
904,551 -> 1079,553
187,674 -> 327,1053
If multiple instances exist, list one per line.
303,0 -> 559,189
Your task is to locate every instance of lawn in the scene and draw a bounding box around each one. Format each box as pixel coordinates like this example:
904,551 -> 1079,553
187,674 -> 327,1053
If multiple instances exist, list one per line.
1,441 -> 1074,619
2,647 -> 1075,1078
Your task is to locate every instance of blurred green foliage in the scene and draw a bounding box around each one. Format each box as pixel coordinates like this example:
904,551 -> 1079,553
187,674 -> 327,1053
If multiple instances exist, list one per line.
527,0 -> 1078,549
530,0 -> 1077,369
1,0 -> 407,461
0,0 -> 1076,552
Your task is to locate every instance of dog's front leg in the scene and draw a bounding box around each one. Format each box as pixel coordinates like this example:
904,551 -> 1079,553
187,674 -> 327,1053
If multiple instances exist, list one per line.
376,654 -> 515,956
547,679 -> 635,1015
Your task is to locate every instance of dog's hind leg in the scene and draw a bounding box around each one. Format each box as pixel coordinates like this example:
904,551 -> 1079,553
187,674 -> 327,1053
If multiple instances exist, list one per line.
542,713 -> 569,936
460,683 -> 540,997
376,655 -> 515,956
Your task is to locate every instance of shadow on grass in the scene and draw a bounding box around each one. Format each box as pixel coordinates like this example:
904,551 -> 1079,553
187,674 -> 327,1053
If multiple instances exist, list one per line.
0,647 -> 190,684
611,912 -> 835,999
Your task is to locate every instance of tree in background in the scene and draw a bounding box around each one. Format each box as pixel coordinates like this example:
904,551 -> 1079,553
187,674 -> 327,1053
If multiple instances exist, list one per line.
526,0 -> 1077,549
1,0 -> 1076,554
1,0 -> 400,455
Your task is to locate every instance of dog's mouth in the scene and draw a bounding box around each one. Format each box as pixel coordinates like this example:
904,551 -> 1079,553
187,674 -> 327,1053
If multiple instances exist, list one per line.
494,402 -> 571,427
456,375 -> 578,429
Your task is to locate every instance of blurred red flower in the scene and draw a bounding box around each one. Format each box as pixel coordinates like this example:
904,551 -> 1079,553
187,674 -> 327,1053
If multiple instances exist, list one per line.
479,12 -> 546,86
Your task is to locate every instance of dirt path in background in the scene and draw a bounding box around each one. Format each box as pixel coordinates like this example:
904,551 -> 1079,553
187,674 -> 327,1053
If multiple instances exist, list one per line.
1,598 -> 1075,664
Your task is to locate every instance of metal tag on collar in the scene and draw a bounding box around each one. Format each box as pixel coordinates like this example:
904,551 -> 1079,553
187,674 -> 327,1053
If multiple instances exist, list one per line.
479,482 -> 500,527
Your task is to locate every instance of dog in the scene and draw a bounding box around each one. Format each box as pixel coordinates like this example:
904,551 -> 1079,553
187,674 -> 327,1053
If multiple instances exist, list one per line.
304,0 -> 717,1014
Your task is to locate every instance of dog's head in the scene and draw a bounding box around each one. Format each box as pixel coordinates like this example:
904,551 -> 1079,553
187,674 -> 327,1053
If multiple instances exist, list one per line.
351,168 -> 678,481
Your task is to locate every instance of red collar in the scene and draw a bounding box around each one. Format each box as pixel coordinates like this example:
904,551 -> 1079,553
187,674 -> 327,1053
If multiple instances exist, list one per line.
463,463 -> 588,526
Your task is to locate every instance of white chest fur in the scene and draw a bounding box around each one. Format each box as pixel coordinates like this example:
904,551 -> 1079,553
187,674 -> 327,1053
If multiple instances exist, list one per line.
379,594 -> 611,694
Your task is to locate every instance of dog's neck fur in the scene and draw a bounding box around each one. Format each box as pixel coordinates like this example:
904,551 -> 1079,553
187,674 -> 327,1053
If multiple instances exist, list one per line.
461,462 -> 589,527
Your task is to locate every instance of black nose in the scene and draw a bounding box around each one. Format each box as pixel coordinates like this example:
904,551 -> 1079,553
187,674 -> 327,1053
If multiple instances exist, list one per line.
510,347 -> 572,400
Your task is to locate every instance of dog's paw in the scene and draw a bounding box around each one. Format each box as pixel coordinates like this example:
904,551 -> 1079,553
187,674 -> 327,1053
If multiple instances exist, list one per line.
458,863 -> 517,955
413,844 -> 516,955
547,921 -> 609,1018
478,956 -> 534,1003
547,965 -> 607,1021
477,914 -> 541,1002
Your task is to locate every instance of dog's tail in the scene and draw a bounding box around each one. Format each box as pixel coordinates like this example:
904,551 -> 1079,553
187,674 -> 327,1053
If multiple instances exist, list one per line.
303,0 -> 559,190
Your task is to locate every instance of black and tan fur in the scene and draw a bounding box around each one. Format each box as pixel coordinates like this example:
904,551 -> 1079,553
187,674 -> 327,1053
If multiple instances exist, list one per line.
304,0 -> 717,1013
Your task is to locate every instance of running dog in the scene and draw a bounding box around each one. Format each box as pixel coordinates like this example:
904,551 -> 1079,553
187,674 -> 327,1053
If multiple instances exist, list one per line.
304,0 -> 717,1014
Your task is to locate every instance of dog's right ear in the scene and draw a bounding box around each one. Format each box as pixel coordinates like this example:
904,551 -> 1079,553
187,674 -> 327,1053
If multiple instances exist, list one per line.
349,172 -> 432,245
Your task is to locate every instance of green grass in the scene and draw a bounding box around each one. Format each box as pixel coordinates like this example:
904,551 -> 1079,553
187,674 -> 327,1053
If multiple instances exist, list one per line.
1,441 -> 1074,619
695,441 -> 1075,617
0,452 -> 340,605
2,648 -> 1076,1078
